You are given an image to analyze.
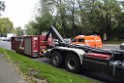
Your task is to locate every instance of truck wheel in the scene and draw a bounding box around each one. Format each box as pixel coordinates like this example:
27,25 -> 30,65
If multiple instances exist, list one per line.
65,54 -> 81,73
51,51 -> 64,67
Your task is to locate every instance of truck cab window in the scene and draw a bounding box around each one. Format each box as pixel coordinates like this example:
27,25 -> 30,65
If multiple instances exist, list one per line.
78,39 -> 84,42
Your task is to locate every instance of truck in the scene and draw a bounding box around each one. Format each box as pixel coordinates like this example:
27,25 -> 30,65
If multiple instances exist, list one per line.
11,26 -> 124,80
43,26 -> 124,80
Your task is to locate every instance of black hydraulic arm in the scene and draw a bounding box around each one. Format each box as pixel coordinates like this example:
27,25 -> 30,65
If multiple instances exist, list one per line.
45,26 -> 65,43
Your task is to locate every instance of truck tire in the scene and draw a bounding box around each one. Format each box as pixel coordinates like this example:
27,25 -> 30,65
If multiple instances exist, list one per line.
65,53 -> 81,73
51,51 -> 64,67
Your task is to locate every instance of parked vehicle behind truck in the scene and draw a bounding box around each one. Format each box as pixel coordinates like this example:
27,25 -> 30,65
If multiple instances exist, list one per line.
6,33 -> 16,41
71,35 -> 102,48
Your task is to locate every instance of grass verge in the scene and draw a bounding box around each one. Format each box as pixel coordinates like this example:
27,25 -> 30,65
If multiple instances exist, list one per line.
0,48 -> 99,83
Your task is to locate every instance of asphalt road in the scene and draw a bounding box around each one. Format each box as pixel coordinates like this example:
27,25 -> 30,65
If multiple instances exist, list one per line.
0,41 -> 11,50
0,41 -> 124,83
102,44 -> 120,50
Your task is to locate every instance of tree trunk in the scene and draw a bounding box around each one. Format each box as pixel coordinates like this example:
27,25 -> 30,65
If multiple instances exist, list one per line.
72,5 -> 75,37
106,14 -> 112,40
60,0 -> 65,38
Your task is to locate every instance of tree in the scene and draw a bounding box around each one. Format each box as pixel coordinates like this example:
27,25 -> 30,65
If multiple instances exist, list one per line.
112,12 -> 124,38
31,0 -> 54,35
33,12 -> 53,35
100,0 -> 121,38
0,17 -> 13,36
76,0 -> 102,34
24,22 -> 36,35
27,0 -> 123,39
15,27 -> 24,36
76,0 -> 121,38
0,1 -> 5,15
37,0 -> 68,37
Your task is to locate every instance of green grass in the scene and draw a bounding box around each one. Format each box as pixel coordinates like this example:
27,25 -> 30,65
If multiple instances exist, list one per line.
0,48 -> 99,83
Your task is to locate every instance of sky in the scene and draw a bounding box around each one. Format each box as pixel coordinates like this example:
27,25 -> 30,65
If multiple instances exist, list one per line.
2,0 -> 39,28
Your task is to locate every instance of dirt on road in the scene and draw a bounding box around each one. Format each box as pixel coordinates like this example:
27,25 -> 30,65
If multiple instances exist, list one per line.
0,54 -> 27,83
